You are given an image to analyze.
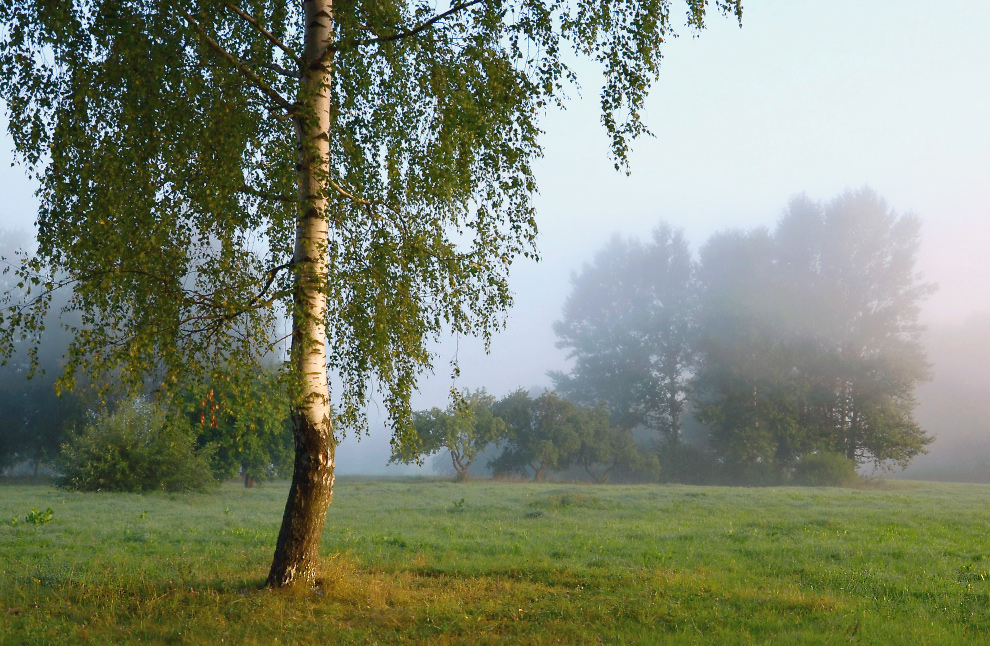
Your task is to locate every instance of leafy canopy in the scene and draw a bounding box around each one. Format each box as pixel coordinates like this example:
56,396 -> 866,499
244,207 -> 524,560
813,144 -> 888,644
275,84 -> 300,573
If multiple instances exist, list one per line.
0,0 -> 742,440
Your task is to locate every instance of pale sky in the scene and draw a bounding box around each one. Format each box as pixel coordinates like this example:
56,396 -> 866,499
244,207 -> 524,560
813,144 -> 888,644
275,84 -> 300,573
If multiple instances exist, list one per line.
2,0 -> 988,472
422,0 -> 990,394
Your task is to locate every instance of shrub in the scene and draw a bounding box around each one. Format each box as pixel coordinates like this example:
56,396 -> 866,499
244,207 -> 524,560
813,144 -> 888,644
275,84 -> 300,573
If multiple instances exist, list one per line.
55,399 -> 216,493
791,452 -> 858,487
26,507 -> 54,525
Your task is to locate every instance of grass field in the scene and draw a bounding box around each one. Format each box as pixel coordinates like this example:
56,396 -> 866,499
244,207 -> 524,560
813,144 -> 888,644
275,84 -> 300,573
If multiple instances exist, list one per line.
2,478 -> 990,644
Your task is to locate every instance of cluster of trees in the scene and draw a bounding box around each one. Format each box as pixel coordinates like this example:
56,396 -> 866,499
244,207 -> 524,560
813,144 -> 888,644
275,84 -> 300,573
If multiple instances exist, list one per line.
388,188 -> 933,486
554,188 -> 933,484
1,357 -> 295,489
392,388 -> 658,483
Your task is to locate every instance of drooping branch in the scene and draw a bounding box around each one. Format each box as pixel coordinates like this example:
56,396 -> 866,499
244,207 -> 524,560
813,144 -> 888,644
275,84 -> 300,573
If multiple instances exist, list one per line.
248,261 -> 295,309
223,1 -> 303,69
181,289 -> 286,337
180,260 -> 295,332
180,9 -> 296,113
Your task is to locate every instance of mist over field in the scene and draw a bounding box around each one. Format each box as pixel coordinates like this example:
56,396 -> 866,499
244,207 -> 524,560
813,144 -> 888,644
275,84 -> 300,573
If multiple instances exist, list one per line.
1,0 -> 988,480
896,314 -> 990,481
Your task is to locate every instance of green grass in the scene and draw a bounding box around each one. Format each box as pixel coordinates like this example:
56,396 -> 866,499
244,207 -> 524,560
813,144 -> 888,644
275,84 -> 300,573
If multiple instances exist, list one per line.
2,478 -> 990,644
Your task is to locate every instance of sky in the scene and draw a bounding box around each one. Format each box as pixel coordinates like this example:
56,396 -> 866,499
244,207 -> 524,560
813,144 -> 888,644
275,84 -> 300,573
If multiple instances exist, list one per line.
2,0 -> 989,473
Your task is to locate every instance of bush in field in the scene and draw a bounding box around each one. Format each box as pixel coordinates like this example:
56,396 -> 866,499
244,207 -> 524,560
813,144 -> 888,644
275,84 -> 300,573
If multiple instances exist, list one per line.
55,399 -> 216,492
791,452 -> 858,487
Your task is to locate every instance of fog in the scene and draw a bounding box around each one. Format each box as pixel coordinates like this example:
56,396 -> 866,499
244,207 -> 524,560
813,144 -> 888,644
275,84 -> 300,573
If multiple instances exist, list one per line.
1,0 -> 988,477
894,314 -> 990,481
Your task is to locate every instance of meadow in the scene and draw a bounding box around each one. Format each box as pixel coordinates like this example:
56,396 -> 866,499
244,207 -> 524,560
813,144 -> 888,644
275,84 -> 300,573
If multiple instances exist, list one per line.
2,477 -> 990,645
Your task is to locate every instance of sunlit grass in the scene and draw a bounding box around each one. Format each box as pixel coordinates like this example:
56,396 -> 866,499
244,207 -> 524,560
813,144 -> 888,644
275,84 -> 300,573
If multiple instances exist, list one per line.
2,478 -> 989,644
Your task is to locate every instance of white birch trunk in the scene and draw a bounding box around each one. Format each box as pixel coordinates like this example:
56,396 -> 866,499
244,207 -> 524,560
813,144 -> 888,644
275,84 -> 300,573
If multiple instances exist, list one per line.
267,0 -> 335,588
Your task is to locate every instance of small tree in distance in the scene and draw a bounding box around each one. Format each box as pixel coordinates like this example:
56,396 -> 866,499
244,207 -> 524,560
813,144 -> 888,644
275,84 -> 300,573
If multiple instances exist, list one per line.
490,390 -> 576,482
391,389 -> 505,480
489,390 -> 655,482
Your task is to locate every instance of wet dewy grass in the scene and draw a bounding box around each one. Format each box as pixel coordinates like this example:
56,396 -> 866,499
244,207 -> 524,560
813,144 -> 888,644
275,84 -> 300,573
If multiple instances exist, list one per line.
2,479 -> 990,644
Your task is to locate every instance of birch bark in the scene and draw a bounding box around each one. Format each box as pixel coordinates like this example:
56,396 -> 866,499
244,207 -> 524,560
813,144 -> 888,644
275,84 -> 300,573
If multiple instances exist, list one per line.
267,0 -> 335,589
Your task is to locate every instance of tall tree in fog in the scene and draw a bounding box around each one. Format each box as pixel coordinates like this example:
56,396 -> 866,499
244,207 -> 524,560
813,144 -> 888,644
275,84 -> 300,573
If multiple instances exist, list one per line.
552,225 -> 695,443
777,190 -> 934,466
0,1 -> 742,586
693,189 -> 934,476
692,227 -> 811,480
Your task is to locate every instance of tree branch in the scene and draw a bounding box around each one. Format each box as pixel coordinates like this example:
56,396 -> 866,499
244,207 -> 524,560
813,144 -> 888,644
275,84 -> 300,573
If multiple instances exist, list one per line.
223,1 -> 303,68
249,261 -> 295,309
240,184 -> 298,203
264,62 -> 300,79
180,261 -> 294,335
324,0 -> 487,59
181,9 -> 295,114
327,178 -> 401,216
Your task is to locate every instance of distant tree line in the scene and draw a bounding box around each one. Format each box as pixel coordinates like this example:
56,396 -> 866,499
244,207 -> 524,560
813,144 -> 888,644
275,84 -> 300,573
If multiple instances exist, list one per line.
391,387 -> 659,483
3,188 -> 933,487
396,188 -> 934,485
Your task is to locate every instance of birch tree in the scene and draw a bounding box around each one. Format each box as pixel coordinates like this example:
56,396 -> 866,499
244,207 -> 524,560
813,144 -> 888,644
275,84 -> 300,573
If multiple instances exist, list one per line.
0,0 -> 742,587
